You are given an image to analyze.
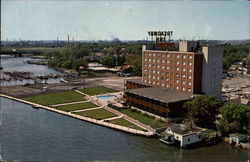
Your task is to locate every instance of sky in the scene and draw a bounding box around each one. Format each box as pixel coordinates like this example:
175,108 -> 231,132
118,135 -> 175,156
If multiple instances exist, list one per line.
1,0 -> 249,41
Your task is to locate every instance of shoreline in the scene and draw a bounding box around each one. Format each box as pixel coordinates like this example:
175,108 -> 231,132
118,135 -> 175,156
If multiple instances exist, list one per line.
0,93 -> 154,137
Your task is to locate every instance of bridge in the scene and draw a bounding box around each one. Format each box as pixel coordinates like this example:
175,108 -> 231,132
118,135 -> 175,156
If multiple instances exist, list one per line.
0,48 -> 54,57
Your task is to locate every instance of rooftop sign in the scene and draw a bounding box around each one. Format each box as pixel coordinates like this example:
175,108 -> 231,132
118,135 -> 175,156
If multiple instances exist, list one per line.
148,31 -> 175,48
148,31 -> 173,43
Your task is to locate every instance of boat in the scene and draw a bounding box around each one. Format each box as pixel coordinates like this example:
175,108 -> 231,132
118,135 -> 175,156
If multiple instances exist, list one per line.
159,137 -> 175,145
32,105 -> 40,109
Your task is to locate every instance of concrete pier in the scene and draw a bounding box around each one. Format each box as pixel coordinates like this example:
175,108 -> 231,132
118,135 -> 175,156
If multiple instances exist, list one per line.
0,94 -> 155,137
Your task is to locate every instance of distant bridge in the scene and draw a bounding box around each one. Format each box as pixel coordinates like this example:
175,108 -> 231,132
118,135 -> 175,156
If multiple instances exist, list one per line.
0,48 -> 54,57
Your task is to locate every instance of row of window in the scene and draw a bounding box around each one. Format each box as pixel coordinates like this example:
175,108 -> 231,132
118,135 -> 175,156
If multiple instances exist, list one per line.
143,80 -> 192,92
145,73 -> 192,79
144,67 -> 193,73
144,53 -> 193,59
144,78 -> 192,85
144,59 -> 193,66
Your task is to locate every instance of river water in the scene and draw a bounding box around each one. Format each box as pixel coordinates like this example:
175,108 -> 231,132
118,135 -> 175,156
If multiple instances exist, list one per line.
0,56 -> 249,161
0,55 -> 62,86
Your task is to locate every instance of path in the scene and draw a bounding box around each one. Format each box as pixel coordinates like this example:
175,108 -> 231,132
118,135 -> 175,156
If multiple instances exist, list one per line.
51,100 -> 90,107
70,106 -> 103,113
102,115 -> 123,122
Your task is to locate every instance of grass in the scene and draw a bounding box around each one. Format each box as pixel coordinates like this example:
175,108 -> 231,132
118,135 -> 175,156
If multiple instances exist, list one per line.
119,109 -> 167,129
80,86 -> 119,96
55,102 -> 98,112
74,108 -> 117,120
109,118 -> 144,131
22,90 -> 85,105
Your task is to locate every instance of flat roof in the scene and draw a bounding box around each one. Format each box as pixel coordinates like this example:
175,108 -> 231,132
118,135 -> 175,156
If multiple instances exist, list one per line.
125,87 -> 193,103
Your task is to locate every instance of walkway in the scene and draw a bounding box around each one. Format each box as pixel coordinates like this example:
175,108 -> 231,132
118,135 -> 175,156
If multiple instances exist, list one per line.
70,106 -> 103,113
51,100 -> 90,107
102,115 -> 123,122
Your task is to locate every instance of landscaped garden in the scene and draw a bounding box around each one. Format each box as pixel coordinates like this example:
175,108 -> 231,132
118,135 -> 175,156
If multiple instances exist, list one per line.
22,90 -> 85,105
55,102 -> 98,112
80,86 -> 118,96
74,108 -> 117,120
119,109 -> 167,129
108,118 -> 144,131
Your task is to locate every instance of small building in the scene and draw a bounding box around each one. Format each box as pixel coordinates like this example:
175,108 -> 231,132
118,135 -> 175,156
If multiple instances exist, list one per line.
229,133 -> 250,144
160,121 -> 206,147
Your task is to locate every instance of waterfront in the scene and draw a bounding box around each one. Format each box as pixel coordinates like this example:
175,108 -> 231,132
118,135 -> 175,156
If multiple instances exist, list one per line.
0,55 -> 62,86
0,97 -> 248,161
0,55 -> 249,161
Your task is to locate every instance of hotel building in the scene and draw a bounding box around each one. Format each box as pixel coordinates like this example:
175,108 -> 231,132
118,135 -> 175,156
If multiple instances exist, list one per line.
124,41 -> 223,117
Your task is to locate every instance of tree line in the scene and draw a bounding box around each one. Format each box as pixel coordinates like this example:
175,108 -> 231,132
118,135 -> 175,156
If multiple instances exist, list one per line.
184,95 -> 250,135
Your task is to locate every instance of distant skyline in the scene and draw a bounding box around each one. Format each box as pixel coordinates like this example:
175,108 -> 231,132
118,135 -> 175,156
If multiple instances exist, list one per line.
1,0 -> 249,41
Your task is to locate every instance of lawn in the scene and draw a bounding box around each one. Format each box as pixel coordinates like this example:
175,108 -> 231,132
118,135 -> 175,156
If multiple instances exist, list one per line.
22,90 -> 85,105
80,86 -> 119,96
55,102 -> 98,112
108,118 -> 144,131
75,108 -> 117,120
119,109 -> 167,129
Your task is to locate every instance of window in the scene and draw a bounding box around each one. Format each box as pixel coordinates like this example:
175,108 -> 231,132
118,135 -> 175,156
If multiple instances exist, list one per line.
162,60 -> 165,63
177,61 -> 180,65
162,66 -> 165,69
144,69 -> 147,72
183,69 -> 186,72
182,75 -> 186,78
188,76 -> 192,79
176,80 -> 179,83
157,59 -> 160,63
176,86 -> 179,90
149,75 -> 151,78
157,76 -> 160,80
166,78 -> 170,81
183,88 -> 186,91
188,88 -> 191,92
189,62 -> 192,66
167,60 -> 170,64
149,59 -> 151,61
183,55 -> 186,59
189,69 -> 192,72
157,65 -> 160,68
177,55 -> 180,58
177,67 -> 180,71
167,66 -> 170,70
153,53 -> 155,56
145,58 -> 147,61
182,81 -> 186,84
183,62 -> 186,65
157,71 -> 160,74
153,82 -> 155,85
153,76 -> 155,79
188,82 -> 191,85
188,138 -> 190,142
189,56 -> 193,59
153,59 -> 156,62
167,54 -> 170,57
162,83 -> 165,87
153,71 -> 156,73
149,53 -> 151,56
167,84 -> 169,87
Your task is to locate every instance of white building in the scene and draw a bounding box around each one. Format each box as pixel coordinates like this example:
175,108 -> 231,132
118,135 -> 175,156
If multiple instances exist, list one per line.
160,121 -> 206,147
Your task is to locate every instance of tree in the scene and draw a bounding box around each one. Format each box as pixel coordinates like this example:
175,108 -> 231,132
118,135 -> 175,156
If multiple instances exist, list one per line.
183,95 -> 222,128
218,103 -> 250,135
101,56 -> 116,68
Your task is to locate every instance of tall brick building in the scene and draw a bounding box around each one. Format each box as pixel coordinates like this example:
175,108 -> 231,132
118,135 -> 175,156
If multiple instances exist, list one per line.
124,41 -> 223,117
